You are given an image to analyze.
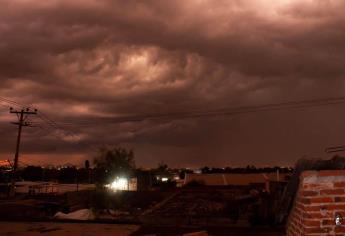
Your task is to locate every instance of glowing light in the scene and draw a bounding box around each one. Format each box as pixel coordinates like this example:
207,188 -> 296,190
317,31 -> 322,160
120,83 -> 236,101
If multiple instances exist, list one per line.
161,177 -> 168,182
108,177 -> 128,191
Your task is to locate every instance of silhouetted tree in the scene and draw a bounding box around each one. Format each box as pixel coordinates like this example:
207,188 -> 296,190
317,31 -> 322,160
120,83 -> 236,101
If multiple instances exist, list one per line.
154,162 -> 169,175
21,166 -> 43,181
84,160 -> 91,183
85,160 -> 90,169
93,147 -> 135,185
201,166 -> 210,173
58,167 -> 78,183
43,168 -> 59,181
179,168 -> 193,179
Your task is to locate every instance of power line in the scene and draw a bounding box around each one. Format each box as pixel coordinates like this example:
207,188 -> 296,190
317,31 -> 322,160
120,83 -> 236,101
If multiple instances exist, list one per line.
4,95 -> 345,128
0,97 -> 25,108
4,96 -> 345,149
0,96 -> 82,138
0,97 -> 79,140
37,112 -> 77,136
35,123 -> 68,140
325,146 -> 345,153
57,96 -> 345,126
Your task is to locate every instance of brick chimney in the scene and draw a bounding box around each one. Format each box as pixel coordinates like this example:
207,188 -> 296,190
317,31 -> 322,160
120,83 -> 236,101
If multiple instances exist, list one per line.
287,170 -> 345,235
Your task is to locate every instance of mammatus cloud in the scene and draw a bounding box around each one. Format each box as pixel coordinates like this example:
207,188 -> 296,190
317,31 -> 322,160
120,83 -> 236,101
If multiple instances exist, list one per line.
1,0 -> 345,167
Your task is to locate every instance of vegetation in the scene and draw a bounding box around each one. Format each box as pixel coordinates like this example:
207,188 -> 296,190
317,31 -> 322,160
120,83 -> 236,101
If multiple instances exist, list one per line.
93,146 -> 136,185
185,179 -> 205,187
201,166 -> 293,174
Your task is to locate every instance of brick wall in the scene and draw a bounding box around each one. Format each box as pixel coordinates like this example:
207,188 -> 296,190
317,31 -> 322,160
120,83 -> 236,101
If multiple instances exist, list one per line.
287,170 -> 345,235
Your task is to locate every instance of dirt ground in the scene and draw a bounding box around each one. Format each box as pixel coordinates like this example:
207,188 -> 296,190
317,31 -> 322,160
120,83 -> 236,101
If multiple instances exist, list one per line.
133,225 -> 285,236
0,222 -> 285,236
0,222 -> 140,236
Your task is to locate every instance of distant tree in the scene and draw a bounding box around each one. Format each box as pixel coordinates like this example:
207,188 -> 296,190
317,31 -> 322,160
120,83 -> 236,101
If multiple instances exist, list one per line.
21,166 -> 43,181
84,159 -> 91,183
158,162 -> 168,171
93,147 -> 135,184
179,169 -> 193,179
85,160 -> 90,169
185,179 -> 205,187
43,168 -> 59,181
155,162 -> 169,175
246,165 -> 256,173
58,167 -> 78,183
201,166 -> 210,174
0,169 -> 6,182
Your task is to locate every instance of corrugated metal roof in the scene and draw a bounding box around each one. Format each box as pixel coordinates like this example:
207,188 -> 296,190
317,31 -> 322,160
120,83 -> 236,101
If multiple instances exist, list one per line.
185,173 -> 290,186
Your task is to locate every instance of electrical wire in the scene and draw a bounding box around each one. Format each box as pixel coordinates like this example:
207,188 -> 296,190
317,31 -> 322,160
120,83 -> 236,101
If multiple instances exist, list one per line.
4,96 -> 345,148
57,96 -> 345,126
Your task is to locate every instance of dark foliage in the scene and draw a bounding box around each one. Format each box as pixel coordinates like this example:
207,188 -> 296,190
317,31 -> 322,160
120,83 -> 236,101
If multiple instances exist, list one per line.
201,166 -> 293,174
93,147 -> 136,185
21,166 -> 43,181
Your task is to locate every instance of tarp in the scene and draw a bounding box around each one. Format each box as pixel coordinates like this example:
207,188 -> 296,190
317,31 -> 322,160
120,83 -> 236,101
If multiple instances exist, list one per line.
54,209 -> 95,221
183,231 -> 208,236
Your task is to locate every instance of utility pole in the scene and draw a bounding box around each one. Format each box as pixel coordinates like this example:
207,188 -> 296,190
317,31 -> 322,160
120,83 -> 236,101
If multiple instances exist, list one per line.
9,107 -> 37,196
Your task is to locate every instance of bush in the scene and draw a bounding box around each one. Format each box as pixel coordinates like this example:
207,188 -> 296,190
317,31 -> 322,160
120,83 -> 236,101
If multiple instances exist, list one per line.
185,179 -> 205,187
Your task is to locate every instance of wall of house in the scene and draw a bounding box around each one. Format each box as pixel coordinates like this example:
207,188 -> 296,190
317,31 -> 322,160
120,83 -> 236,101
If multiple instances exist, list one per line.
287,170 -> 345,235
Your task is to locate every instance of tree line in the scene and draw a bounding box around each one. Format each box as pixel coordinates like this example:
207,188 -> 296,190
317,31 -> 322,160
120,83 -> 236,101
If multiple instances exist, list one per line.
0,147 -> 294,184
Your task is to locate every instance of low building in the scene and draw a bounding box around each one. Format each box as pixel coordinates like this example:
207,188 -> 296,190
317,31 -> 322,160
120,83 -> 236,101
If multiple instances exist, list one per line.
106,177 -> 137,191
184,173 -> 290,191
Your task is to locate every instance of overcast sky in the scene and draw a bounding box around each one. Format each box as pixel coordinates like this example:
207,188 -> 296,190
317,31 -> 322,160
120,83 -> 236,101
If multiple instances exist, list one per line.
1,0 -> 345,168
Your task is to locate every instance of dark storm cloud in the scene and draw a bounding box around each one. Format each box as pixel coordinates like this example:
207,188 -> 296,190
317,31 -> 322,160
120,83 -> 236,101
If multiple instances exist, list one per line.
1,0 -> 345,167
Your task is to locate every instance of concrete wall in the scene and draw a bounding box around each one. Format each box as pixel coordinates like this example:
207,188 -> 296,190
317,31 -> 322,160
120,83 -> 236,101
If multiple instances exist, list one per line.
287,170 -> 345,235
